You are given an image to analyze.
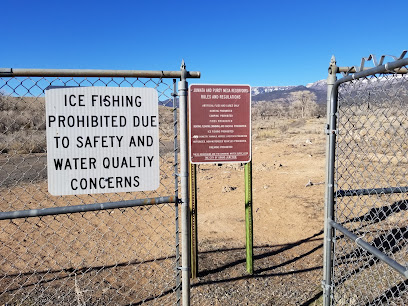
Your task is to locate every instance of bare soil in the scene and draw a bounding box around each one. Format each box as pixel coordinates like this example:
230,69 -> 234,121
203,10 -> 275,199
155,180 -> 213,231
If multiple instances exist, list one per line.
190,118 -> 326,305
0,117 -> 327,305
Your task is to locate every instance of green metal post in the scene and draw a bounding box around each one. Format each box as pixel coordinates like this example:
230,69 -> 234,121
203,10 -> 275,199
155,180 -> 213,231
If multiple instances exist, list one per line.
245,161 -> 254,274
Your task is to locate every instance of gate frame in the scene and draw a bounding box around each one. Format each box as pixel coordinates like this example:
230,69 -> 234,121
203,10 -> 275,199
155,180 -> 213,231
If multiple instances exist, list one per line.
0,63 -> 200,306
323,53 -> 408,306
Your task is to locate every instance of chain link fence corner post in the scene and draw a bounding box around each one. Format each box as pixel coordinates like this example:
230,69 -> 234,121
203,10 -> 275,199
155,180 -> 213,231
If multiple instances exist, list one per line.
172,78 -> 182,305
323,55 -> 337,306
178,60 -> 191,306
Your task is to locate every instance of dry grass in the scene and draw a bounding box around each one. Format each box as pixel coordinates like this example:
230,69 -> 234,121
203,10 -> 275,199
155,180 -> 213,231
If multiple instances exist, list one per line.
0,94 -> 175,154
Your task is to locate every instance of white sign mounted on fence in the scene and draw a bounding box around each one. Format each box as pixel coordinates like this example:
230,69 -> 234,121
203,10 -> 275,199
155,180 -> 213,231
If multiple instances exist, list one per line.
45,87 -> 159,196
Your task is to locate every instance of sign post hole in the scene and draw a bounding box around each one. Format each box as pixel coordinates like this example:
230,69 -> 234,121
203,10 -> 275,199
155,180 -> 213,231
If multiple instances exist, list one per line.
189,84 -> 253,275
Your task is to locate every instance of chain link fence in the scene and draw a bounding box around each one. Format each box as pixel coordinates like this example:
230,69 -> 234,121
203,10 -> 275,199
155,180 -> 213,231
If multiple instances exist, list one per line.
325,56 -> 408,305
0,73 -> 183,305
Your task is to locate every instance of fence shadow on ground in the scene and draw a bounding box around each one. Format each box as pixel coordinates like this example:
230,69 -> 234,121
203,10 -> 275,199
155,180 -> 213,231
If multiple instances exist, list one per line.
341,199 -> 408,226
1,230 -> 325,305
329,199 -> 408,304
197,229 -> 324,280
365,278 -> 408,306
331,228 -> 408,305
334,225 -> 408,285
5,216 -> 406,305
127,229 -> 326,305
190,230 -> 324,305
334,199 -> 408,285
128,229 -> 326,305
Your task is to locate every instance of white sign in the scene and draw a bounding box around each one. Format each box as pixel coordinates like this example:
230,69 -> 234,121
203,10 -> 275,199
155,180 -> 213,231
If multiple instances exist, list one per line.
45,87 -> 159,196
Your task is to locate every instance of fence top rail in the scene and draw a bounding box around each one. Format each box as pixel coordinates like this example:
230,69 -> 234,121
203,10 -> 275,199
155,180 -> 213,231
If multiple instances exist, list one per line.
334,57 -> 408,87
337,66 -> 408,74
0,68 -> 201,79
334,50 -> 408,76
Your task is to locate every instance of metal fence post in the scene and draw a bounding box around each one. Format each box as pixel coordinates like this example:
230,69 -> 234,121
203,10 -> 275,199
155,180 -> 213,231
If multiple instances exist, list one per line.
178,60 -> 191,306
326,56 -> 337,121
323,55 -> 337,306
173,79 -> 181,305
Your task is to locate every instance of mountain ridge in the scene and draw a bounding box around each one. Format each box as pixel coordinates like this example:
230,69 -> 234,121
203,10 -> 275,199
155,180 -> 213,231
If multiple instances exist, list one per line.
251,79 -> 327,105
160,79 -> 328,106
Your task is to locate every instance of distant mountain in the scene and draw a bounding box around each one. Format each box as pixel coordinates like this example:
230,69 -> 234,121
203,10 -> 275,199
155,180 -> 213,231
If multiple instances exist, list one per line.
251,80 -> 327,105
160,76 -> 408,107
160,79 -> 329,106
251,85 -> 299,96
306,79 -> 327,91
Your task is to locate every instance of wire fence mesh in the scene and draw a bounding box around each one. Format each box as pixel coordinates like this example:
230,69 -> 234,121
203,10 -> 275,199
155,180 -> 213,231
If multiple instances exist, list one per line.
332,67 -> 408,305
0,75 -> 181,305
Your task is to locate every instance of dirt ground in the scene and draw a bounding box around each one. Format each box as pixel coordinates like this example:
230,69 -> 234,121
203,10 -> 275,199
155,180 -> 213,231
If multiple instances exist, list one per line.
196,119 -> 325,246
190,117 -> 326,305
0,117 -> 327,305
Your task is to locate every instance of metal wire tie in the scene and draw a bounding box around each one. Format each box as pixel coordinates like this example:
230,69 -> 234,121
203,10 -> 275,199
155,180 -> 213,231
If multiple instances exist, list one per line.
321,281 -> 333,291
177,266 -> 190,271
355,233 -> 365,244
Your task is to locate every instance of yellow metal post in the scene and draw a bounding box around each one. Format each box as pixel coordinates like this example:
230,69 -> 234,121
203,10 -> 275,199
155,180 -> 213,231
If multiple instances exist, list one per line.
189,163 -> 198,278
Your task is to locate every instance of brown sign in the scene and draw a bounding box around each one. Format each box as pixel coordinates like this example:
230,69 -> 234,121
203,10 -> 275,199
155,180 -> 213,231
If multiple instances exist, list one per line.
189,84 -> 251,163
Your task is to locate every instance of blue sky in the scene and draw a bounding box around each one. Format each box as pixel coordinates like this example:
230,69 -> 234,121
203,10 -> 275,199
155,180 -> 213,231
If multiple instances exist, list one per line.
2,0 -> 407,87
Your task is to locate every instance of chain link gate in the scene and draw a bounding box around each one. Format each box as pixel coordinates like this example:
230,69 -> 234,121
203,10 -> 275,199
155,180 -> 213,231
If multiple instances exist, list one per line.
323,53 -> 408,305
0,66 -> 199,305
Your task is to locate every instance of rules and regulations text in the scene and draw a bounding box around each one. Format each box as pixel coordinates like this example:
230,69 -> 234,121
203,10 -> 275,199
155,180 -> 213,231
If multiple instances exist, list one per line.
189,84 -> 251,163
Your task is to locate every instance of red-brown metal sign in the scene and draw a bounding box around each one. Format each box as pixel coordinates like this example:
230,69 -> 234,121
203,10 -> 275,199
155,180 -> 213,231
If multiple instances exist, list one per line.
189,84 -> 251,164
